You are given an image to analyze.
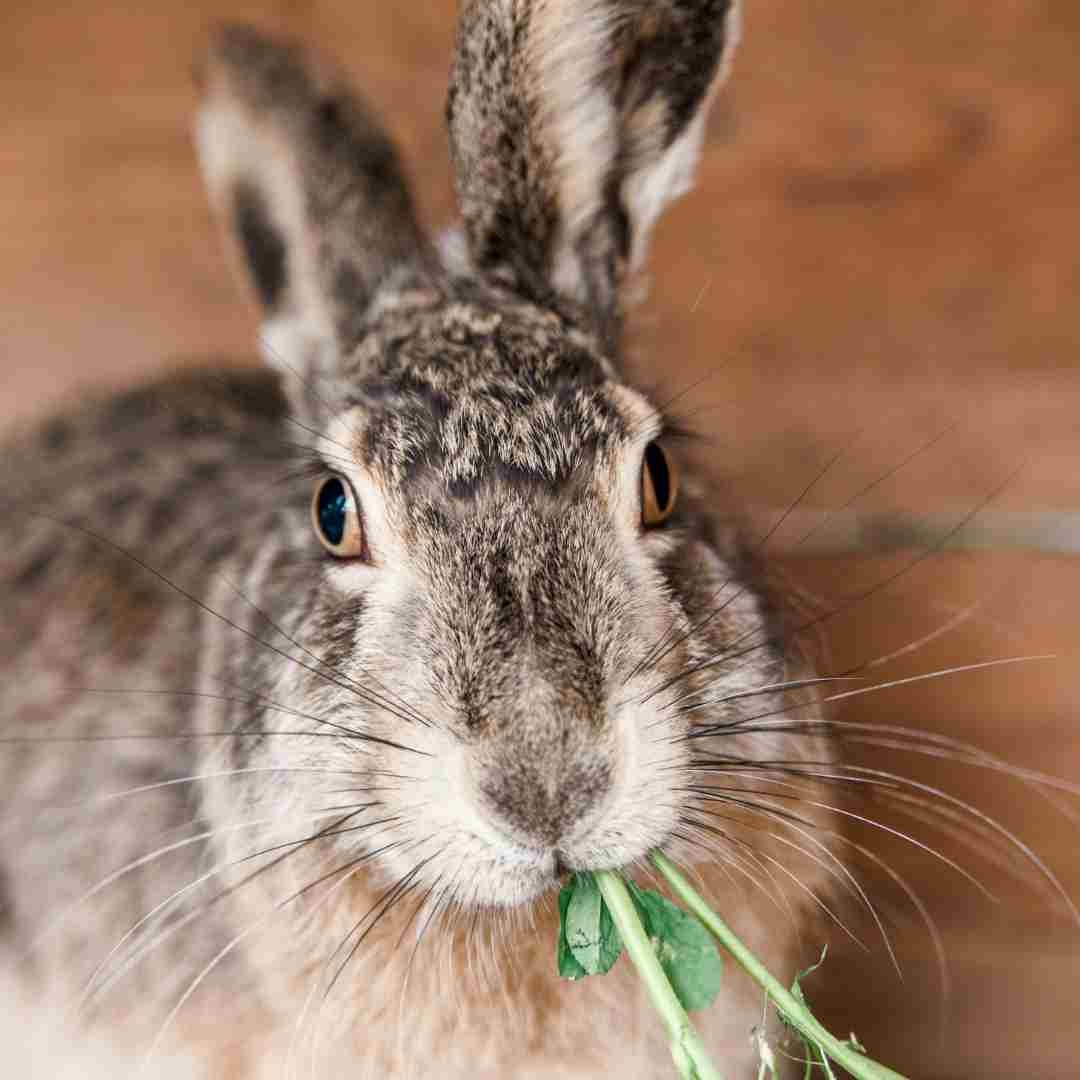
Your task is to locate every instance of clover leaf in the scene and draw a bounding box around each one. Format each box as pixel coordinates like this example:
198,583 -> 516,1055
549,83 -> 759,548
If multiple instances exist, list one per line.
627,880 -> 723,1013
556,879 -> 589,980
556,872 -> 721,1015
561,872 -> 623,976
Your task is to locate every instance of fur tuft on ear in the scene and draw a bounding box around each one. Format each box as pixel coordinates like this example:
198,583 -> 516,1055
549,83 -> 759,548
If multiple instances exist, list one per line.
447,0 -> 739,347
195,25 -> 437,405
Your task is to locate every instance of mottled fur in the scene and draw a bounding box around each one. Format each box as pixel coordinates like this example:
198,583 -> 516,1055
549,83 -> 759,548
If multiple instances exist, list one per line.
1,7 -> 830,1077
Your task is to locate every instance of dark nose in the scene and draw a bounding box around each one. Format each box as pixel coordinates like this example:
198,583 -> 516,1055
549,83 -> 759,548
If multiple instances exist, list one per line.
478,751 -> 612,848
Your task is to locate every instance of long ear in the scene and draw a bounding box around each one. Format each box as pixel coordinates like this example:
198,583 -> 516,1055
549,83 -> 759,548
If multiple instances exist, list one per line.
446,0 -> 739,347
196,25 -> 437,408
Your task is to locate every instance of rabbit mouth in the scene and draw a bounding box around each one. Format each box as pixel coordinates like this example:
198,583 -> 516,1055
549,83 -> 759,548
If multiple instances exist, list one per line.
461,824 -> 646,906
461,832 -> 642,908
452,843 -> 562,907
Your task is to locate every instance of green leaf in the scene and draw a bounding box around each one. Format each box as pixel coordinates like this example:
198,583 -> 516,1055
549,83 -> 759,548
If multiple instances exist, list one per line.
626,881 -> 722,1012
557,879 -> 588,980
650,851 -> 909,1080
564,872 -> 622,975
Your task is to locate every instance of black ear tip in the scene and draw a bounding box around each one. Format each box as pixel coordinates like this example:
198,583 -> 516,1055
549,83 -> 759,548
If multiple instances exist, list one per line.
232,180 -> 288,311
196,24 -> 258,98
201,21 -> 253,69
202,22 -> 298,90
208,21 -> 275,55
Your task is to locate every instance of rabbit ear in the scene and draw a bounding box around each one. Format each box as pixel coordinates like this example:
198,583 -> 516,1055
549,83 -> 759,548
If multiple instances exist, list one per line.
447,0 -> 739,346
196,25 -> 436,403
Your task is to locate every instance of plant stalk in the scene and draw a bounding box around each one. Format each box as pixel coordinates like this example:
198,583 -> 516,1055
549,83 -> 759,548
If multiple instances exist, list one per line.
594,870 -> 724,1080
651,851 -> 909,1080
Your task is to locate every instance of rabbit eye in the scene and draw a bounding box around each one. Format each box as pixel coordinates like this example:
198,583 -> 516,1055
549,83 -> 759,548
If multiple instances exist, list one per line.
641,442 -> 678,527
311,475 -> 366,558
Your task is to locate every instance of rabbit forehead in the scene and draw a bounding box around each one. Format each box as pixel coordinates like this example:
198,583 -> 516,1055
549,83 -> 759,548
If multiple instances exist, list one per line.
329,295 -> 655,490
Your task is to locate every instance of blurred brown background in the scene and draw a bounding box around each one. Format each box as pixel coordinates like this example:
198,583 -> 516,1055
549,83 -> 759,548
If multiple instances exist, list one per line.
2,1 -> 1079,1076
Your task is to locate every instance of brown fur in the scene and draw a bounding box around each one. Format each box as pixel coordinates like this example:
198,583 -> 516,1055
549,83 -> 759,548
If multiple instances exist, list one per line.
0,7 -> 832,1076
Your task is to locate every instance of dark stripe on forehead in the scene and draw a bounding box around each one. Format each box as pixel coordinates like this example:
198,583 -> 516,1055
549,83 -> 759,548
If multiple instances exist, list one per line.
337,294 -> 629,488
350,383 -> 624,490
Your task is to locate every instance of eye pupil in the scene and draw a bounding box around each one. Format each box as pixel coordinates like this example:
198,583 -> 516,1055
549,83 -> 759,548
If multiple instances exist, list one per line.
317,477 -> 347,546
644,442 -> 671,512
311,474 -> 367,559
641,442 -> 679,527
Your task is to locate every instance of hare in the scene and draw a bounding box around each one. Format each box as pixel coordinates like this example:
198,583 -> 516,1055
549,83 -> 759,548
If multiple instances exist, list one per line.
0,4 -> 833,1076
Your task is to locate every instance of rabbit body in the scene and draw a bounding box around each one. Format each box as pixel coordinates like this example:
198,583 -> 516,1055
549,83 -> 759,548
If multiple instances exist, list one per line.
0,5 -> 830,1076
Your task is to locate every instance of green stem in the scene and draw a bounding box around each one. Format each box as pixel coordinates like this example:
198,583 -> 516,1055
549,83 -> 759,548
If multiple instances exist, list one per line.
594,870 -> 725,1080
650,852 -> 909,1080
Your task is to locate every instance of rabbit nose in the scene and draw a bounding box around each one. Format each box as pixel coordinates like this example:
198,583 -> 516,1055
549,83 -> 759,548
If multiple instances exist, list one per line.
477,749 -> 613,849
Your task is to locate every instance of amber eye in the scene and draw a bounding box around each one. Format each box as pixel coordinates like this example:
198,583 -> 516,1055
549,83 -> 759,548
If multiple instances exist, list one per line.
311,474 -> 367,558
641,442 -> 678,527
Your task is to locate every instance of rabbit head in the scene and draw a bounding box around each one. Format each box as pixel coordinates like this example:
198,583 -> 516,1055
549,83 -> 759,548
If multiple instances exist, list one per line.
194,4 -> 818,916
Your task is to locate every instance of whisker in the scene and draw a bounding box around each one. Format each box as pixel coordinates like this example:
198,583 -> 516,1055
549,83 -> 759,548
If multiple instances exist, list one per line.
689,790 -> 901,972
320,855 -> 429,998
277,439 -> 359,470
681,808 -> 870,951
139,838 -> 408,1075
6,766 -> 369,826
861,784 -> 1060,899
282,413 -> 357,458
218,574 -> 435,731
697,750 -> 1078,923
29,807 -> 361,956
683,655 -> 1055,729
195,370 -> 356,461
755,434 -> 862,552
833,831 -> 951,1047
629,423 -> 956,691
674,813 -> 784,913
285,840 -> 424,1079
859,597 -> 999,673
757,788 -> 995,904
845,734 -> 1080,846
256,333 -> 350,438
831,730 -> 1080,804
82,808 -> 382,1006
14,685 -> 426,757
0,729 -> 393,745
645,472 -> 1023,703
668,674 -> 861,712
689,748 -> 1060,885
786,423 -> 958,555
20,509 -> 430,744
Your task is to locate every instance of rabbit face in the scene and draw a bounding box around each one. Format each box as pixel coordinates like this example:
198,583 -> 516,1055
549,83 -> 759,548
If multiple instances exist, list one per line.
0,7 -> 843,1075
193,7 -> 808,913
199,291 -> 789,911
